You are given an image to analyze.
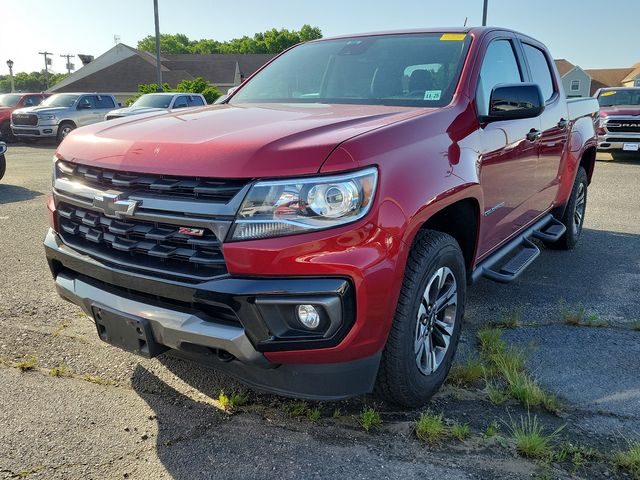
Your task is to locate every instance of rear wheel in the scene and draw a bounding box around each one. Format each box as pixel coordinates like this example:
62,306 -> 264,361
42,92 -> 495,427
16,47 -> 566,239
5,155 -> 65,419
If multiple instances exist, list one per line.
375,230 -> 466,407
552,166 -> 587,250
0,154 -> 6,180
56,122 -> 75,144
0,122 -> 15,143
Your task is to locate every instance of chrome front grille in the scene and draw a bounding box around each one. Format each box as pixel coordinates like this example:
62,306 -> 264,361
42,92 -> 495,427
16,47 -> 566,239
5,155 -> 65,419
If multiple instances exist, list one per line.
605,119 -> 640,134
53,160 -> 251,281
12,113 -> 38,126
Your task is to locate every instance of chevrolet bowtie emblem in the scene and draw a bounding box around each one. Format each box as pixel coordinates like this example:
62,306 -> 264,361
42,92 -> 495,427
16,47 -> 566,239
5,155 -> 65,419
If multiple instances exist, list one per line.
93,193 -> 139,218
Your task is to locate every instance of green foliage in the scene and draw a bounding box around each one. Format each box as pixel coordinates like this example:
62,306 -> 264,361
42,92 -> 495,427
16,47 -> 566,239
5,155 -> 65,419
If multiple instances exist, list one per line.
0,70 -> 68,93
15,355 -> 38,372
509,413 -> 564,459
415,412 -> 446,443
613,442 -> 640,479
448,359 -> 485,387
451,422 -> 470,440
307,407 -> 321,422
137,25 -> 322,55
49,365 -> 71,377
477,327 -> 505,356
284,401 -> 308,418
217,390 -> 248,410
359,407 -> 382,433
485,420 -> 500,438
126,76 -> 221,106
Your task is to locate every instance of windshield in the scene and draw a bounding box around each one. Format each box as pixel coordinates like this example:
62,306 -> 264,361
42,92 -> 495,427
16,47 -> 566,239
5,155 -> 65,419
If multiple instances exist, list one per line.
231,33 -> 472,107
0,94 -> 22,107
597,89 -> 640,107
133,94 -> 172,109
41,94 -> 79,108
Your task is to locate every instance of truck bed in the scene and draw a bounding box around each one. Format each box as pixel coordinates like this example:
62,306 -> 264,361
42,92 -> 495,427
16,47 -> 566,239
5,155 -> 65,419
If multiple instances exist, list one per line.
567,97 -> 599,121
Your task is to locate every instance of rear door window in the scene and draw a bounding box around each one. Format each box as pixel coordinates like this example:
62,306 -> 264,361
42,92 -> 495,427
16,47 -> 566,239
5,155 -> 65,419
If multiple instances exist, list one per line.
522,44 -> 555,101
77,96 -> 96,109
476,39 -> 523,116
173,96 -> 188,108
187,95 -> 205,106
95,95 -> 116,109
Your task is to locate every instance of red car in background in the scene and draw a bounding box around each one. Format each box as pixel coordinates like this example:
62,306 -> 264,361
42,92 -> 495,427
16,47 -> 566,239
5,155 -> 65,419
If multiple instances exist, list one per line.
594,87 -> 640,156
0,93 -> 49,141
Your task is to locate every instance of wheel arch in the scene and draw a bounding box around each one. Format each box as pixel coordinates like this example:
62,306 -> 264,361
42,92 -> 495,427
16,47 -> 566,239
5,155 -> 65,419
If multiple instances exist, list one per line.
579,145 -> 596,184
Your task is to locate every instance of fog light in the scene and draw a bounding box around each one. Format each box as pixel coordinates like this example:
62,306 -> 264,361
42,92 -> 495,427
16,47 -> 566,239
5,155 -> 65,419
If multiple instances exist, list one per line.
296,304 -> 320,329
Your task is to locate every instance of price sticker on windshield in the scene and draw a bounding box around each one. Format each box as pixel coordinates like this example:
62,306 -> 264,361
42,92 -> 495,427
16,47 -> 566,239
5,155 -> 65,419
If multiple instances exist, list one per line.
424,90 -> 442,101
601,91 -> 616,97
440,33 -> 466,41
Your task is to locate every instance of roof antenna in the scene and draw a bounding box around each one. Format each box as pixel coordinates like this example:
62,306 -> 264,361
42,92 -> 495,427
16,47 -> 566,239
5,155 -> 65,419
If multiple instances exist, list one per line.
463,17 -> 468,26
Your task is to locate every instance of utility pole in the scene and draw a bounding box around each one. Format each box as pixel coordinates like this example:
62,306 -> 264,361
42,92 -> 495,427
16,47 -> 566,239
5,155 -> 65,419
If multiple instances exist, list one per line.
153,0 -> 163,91
6,59 -> 15,92
482,0 -> 488,26
60,54 -> 75,74
38,51 -> 53,89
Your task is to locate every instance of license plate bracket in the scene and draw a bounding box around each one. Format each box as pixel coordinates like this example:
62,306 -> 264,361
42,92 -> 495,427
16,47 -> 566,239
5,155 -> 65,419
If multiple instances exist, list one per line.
91,305 -> 168,358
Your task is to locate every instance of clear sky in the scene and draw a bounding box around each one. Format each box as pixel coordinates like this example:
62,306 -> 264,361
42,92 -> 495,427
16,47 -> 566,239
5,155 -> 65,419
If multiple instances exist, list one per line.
1,0 -> 639,75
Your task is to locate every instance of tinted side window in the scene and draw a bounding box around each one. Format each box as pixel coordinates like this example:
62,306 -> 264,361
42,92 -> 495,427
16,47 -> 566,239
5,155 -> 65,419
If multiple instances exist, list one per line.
476,40 -> 522,116
77,96 -> 95,109
173,96 -> 188,108
188,95 -> 205,106
522,44 -> 554,101
23,95 -> 43,107
95,95 -> 116,109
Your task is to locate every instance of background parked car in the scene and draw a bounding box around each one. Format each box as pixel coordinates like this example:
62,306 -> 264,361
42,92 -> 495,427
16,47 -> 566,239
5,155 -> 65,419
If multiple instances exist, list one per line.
11,93 -> 118,144
0,93 -> 50,142
105,93 -> 207,120
594,87 -> 640,156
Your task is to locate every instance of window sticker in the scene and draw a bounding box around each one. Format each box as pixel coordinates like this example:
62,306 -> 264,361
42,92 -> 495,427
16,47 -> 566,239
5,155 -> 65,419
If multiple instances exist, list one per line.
440,33 -> 466,41
601,91 -> 616,96
424,90 -> 442,101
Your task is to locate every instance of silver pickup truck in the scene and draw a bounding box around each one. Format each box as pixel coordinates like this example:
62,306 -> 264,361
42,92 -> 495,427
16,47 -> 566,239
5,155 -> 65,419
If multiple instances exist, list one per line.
11,93 -> 118,144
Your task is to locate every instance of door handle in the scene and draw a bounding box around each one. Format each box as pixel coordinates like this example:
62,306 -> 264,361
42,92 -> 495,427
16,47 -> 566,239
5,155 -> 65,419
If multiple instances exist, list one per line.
526,129 -> 542,142
557,118 -> 568,129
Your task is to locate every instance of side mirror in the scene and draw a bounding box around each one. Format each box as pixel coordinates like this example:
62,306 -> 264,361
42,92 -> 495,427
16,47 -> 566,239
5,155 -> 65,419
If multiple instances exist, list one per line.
483,83 -> 545,122
77,103 -> 92,110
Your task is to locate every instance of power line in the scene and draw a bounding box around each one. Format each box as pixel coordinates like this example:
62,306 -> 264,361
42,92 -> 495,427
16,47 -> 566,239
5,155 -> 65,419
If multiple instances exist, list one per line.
60,54 -> 75,74
38,51 -> 54,89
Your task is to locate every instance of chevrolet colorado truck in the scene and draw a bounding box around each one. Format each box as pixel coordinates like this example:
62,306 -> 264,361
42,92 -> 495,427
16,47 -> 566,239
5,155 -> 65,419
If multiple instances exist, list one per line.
0,93 -> 49,141
594,87 -> 640,155
12,93 -> 118,144
44,27 -> 598,406
105,93 -> 207,120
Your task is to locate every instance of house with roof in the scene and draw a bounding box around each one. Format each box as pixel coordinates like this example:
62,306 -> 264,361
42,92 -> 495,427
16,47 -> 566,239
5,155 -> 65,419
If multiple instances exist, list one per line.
48,43 -> 275,103
586,63 -> 640,95
554,59 -> 592,98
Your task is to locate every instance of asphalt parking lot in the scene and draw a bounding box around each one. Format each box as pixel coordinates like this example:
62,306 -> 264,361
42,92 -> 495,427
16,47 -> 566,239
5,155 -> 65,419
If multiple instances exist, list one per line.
0,145 -> 639,479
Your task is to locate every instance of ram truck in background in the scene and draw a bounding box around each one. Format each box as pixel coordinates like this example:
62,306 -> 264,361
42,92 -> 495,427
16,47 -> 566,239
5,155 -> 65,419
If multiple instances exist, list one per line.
594,87 -> 640,155
0,93 -> 49,141
104,93 -> 207,121
45,27 -> 598,407
11,93 -> 118,144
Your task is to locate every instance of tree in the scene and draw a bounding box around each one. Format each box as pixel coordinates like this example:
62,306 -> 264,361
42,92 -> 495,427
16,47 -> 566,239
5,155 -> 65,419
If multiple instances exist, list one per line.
137,25 -> 323,55
0,71 -> 68,93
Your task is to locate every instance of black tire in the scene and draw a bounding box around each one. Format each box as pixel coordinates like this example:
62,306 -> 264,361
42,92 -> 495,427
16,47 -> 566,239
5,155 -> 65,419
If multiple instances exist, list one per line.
0,154 -> 5,181
552,166 -> 588,250
375,230 -> 466,408
0,122 -> 15,143
56,122 -> 75,144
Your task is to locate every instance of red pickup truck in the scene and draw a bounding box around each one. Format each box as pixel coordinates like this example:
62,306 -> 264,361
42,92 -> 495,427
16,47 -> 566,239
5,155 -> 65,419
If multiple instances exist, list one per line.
45,27 -> 598,406
0,93 -> 49,141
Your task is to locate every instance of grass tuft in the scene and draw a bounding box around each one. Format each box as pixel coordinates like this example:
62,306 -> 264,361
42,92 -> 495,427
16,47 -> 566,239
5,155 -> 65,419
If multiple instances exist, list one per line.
415,412 -> 446,443
49,365 -> 72,377
307,407 -> 322,422
477,327 -> 505,356
630,320 -> 640,332
284,401 -> 308,418
497,306 -> 523,329
83,374 -> 115,386
613,441 -> 640,478
448,359 -> 485,387
359,407 -> 382,433
332,408 -> 342,419
509,413 -> 563,459
15,355 -> 38,372
451,422 -> 470,441
51,321 -> 70,337
485,421 -> 500,438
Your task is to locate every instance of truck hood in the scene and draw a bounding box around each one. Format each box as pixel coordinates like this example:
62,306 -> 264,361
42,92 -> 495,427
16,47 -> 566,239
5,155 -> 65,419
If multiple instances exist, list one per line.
0,107 -> 12,121
599,106 -> 640,117
109,106 -> 167,117
57,103 -> 428,178
13,106 -> 68,116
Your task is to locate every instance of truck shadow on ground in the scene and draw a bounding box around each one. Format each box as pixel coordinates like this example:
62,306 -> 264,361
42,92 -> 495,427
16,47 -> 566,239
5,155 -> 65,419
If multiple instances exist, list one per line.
0,184 -> 43,204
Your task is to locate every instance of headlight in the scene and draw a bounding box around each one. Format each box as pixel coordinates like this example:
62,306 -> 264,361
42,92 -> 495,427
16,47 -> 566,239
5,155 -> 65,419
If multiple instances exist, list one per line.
230,167 -> 378,241
39,114 -> 56,120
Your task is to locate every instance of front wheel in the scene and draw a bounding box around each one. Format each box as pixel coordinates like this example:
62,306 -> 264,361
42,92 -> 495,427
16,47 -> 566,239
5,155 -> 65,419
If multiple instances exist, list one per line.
375,230 -> 466,407
0,154 -> 6,180
552,166 -> 588,250
56,122 -> 75,144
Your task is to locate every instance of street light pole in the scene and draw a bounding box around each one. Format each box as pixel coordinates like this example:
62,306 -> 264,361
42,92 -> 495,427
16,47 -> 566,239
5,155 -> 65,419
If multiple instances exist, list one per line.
6,59 -> 15,92
153,0 -> 163,91
482,0 -> 488,26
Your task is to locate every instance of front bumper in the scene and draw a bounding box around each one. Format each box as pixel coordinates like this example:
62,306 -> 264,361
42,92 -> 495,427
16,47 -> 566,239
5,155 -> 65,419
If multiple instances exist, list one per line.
597,133 -> 640,151
11,123 -> 58,138
44,229 -> 380,399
